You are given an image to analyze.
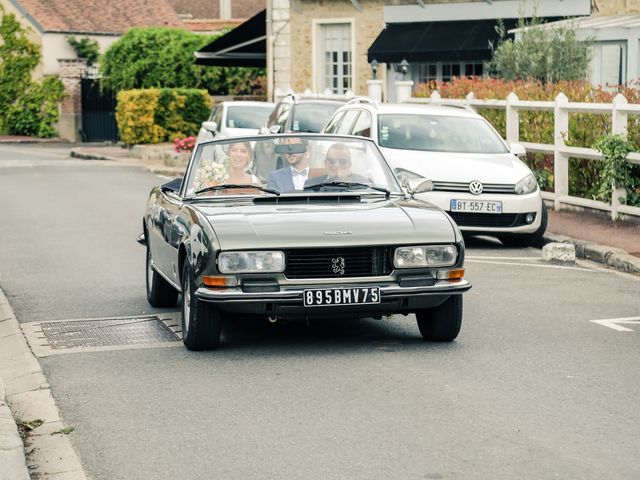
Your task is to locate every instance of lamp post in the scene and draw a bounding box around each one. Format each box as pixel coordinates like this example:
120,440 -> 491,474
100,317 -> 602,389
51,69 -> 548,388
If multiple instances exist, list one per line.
395,58 -> 413,103
371,59 -> 378,80
367,58 -> 383,102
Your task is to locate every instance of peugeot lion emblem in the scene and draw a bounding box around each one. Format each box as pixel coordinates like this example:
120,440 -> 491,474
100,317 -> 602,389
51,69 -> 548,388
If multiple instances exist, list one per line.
469,180 -> 484,195
331,257 -> 346,275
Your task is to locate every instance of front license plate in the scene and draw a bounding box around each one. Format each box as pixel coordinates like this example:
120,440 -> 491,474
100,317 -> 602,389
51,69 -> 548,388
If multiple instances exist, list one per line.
303,287 -> 380,307
450,199 -> 503,214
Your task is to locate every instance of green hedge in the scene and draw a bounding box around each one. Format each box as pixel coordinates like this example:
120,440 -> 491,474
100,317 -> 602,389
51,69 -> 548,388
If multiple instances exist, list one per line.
115,88 -> 211,145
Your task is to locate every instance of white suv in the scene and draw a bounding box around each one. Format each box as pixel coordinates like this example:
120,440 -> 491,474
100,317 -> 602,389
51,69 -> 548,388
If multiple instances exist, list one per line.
196,101 -> 274,144
323,99 -> 546,247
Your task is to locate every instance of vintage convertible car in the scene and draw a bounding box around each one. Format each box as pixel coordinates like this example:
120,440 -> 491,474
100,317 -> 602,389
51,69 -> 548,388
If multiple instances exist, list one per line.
139,134 -> 471,350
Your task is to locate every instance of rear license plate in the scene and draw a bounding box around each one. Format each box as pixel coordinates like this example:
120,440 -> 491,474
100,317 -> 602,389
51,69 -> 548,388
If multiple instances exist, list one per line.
450,199 -> 503,214
303,287 -> 380,307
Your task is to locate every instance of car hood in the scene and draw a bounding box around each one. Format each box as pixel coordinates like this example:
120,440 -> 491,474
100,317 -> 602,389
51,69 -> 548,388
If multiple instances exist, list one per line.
380,148 -> 533,183
195,198 -> 456,250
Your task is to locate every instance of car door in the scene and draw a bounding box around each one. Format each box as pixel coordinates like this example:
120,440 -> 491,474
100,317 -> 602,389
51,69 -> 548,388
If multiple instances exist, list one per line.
148,186 -> 184,285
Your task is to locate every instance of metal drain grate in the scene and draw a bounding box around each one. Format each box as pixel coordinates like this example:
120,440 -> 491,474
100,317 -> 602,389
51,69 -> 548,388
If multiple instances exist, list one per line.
40,316 -> 179,350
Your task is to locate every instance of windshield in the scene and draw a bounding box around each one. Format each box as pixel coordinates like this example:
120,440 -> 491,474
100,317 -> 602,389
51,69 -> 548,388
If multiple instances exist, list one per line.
184,135 -> 402,197
291,103 -> 343,132
378,114 -> 509,154
226,105 -> 273,129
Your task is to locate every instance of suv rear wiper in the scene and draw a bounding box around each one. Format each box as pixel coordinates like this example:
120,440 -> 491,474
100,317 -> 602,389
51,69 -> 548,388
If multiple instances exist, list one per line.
194,184 -> 280,196
303,181 -> 391,197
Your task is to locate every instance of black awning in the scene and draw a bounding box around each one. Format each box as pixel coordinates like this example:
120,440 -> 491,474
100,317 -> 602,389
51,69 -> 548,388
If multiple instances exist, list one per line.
367,19 -> 518,64
195,9 -> 266,67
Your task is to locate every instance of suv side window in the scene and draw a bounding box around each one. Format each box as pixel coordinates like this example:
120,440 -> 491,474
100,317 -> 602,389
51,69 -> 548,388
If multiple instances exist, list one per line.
335,110 -> 360,135
324,111 -> 346,134
352,110 -> 372,137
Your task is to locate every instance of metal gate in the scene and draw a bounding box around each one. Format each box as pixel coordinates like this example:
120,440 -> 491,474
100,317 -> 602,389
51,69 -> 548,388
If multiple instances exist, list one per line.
80,78 -> 118,142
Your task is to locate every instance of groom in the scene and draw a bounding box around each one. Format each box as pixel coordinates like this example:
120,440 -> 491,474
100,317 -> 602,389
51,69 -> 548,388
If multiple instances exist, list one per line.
266,137 -> 310,192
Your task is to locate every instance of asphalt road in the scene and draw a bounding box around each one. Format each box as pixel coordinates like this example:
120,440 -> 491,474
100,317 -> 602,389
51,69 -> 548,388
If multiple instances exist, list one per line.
1,144 -> 639,480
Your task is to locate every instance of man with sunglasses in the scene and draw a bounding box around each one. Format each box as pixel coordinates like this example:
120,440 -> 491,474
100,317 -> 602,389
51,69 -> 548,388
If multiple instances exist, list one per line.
304,142 -> 368,189
266,137 -> 310,192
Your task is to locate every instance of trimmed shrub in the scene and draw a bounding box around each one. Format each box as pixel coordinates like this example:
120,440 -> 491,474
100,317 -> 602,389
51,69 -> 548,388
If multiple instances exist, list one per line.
116,88 -> 211,145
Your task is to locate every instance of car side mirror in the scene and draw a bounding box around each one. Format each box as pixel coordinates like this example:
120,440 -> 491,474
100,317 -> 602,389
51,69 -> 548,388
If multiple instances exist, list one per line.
202,121 -> 218,133
160,177 -> 183,194
407,178 -> 434,195
269,125 -> 281,134
509,142 -> 526,156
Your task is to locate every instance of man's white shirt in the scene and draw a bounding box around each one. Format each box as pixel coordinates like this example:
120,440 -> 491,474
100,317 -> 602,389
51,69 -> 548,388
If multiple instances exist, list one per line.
291,166 -> 309,190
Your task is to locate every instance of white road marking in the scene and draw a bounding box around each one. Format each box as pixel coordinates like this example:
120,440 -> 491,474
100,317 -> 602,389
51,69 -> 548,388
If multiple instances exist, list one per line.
590,316 -> 640,332
466,259 -> 594,272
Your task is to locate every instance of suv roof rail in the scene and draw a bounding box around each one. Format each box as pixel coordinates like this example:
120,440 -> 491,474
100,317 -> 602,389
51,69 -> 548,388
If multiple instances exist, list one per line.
404,98 -> 476,113
346,96 -> 378,107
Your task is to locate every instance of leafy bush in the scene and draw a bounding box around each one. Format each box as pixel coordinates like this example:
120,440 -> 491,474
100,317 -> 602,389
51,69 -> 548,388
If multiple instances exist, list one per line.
100,27 -> 265,96
67,36 -> 100,66
414,77 -> 640,205
116,88 -> 211,145
6,77 -> 65,137
1,8 -> 65,137
592,134 -> 640,206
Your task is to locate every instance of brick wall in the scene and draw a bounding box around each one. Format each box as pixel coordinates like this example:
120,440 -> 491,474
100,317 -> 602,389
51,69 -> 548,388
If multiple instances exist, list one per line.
595,0 -> 640,14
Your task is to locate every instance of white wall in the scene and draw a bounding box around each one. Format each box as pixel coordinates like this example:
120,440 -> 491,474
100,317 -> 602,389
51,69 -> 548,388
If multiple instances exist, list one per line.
41,33 -> 119,75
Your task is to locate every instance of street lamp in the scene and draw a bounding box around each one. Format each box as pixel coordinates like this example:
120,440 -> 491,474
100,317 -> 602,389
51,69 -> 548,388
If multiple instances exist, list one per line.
399,58 -> 409,79
370,59 -> 378,80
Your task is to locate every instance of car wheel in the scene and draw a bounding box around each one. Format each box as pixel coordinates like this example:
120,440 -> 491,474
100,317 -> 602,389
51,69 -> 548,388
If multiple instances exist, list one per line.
181,263 -> 221,351
416,295 -> 463,342
146,243 -> 178,307
498,201 -> 548,248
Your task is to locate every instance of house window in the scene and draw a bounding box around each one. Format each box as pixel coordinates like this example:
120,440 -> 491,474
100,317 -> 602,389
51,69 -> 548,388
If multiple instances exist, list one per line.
592,42 -> 626,86
419,63 -> 438,83
417,62 -> 485,83
320,23 -> 352,94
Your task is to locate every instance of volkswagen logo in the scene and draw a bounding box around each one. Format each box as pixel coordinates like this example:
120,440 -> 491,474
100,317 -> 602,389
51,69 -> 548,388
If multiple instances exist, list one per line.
331,257 -> 345,275
469,180 -> 484,195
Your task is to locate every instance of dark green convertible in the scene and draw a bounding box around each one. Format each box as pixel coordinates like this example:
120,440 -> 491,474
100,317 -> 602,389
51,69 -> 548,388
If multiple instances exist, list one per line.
139,134 -> 470,350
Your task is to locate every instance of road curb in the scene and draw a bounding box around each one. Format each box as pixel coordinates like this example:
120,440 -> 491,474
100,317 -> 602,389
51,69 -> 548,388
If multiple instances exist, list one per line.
0,289 -> 87,480
542,233 -> 640,274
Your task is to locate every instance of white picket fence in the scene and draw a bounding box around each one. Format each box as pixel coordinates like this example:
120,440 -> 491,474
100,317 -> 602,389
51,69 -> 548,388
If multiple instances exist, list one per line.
410,91 -> 640,221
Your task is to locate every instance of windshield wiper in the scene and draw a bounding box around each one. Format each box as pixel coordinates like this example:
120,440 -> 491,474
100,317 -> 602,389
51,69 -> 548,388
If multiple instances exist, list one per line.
193,184 -> 280,196
303,181 -> 391,197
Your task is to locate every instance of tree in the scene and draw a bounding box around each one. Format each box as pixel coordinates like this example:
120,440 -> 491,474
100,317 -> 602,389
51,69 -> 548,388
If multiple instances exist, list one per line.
99,27 -> 265,96
490,17 -> 591,83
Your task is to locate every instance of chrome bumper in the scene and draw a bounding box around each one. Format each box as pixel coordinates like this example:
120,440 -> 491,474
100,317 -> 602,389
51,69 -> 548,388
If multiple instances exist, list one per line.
195,279 -> 471,303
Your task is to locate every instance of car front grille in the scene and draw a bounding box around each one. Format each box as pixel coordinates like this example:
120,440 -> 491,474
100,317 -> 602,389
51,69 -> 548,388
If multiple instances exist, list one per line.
448,212 -> 533,228
284,246 -> 394,279
433,181 -> 516,194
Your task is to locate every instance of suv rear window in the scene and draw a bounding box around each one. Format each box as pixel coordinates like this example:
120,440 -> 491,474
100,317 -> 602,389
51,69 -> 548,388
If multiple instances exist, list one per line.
291,102 -> 343,132
378,114 -> 508,154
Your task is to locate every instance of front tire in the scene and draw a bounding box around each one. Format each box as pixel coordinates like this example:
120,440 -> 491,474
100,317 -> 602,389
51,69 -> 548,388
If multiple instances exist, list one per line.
416,295 -> 463,342
146,243 -> 178,307
181,263 -> 221,351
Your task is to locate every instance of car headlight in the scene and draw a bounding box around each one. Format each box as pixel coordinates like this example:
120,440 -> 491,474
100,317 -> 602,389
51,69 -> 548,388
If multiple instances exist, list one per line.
394,168 -> 423,186
394,245 -> 458,268
218,251 -> 285,273
515,173 -> 538,195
